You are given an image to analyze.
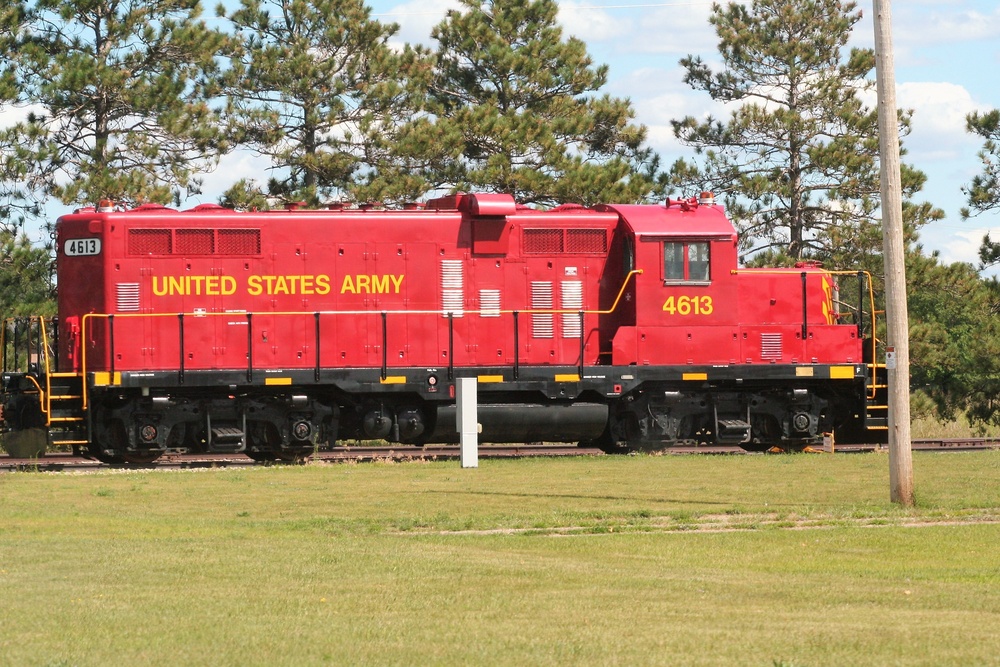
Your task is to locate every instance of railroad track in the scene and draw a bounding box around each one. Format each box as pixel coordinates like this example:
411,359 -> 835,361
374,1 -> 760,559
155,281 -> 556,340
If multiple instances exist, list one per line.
2,438 -> 998,472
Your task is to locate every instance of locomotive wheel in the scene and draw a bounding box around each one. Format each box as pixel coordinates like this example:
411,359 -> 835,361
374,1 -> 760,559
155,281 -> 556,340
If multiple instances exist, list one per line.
273,447 -> 313,462
121,450 -> 164,464
86,443 -> 127,465
245,448 -> 310,463
581,424 -> 634,454
244,449 -> 278,462
90,419 -> 162,464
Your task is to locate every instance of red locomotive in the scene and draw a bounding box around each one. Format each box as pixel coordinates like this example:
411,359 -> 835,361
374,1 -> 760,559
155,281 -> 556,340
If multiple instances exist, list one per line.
1,193 -> 887,462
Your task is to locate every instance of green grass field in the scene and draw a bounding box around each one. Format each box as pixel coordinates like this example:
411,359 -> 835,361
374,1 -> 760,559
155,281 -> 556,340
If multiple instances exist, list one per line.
2,451 -> 999,666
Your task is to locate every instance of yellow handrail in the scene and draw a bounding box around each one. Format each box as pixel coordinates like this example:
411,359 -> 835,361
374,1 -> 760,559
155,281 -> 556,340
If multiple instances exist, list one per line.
729,268 -> 882,399
78,269 -> 645,409
1,316 -> 57,425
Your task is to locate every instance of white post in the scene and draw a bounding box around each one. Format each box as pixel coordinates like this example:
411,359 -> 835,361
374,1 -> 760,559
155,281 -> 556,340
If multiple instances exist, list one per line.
456,377 -> 479,468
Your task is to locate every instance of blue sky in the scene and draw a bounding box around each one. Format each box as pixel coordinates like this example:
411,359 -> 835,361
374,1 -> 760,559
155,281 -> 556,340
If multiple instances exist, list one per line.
252,0 -> 994,273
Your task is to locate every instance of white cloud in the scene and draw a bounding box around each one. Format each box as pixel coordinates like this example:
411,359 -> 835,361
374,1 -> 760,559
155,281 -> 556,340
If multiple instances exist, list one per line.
616,3 -> 718,56
375,0 -> 461,47
895,4 -> 1000,50
928,225 -> 1000,270
557,2 -> 632,42
0,103 -> 45,127
896,82 -> 987,163
183,151 -> 275,207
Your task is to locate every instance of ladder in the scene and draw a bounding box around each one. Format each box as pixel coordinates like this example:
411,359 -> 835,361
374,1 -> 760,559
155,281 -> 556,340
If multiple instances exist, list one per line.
865,362 -> 889,433
44,372 -> 89,450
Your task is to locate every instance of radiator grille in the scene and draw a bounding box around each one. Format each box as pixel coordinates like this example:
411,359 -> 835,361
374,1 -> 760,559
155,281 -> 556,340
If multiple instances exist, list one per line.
761,333 -> 783,360
524,229 -> 563,254
117,283 -> 140,312
561,280 -> 583,338
524,228 -> 607,254
176,229 -> 214,255
128,229 -> 171,255
127,228 -> 261,255
440,260 -> 464,317
567,229 -> 607,254
479,289 -> 501,317
531,281 -> 554,338
218,229 -> 261,255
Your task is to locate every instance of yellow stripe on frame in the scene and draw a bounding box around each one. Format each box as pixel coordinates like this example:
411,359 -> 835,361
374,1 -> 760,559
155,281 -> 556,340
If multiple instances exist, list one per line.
380,376 -> 407,385
682,372 -> 708,381
795,367 -> 815,377
477,375 -> 504,383
554,374 -> 580,382
830,366 -> 856,379
92,371 -> 121,386
265,377 -> 293,386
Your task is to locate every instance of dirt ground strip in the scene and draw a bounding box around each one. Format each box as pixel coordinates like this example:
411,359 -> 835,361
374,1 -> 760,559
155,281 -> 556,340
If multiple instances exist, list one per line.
415,513 -> 1000,536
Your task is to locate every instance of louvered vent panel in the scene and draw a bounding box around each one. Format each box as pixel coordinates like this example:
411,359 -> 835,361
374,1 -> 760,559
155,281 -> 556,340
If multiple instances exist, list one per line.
479,289 -> 501,318
561,281 -> 583,338
524,229 -> 563,254
117,283 -> 140,312
531,281 -> 554,338
218,229 -> 261,255
566,229 -> 607,254
440,260 -> 464,317
128,229 -> 171,255
761,333 -> 783,360
176,229 -> 214,255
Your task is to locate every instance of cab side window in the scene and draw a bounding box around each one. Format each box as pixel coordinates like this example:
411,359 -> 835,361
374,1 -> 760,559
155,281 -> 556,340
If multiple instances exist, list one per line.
664,241 -> 710,283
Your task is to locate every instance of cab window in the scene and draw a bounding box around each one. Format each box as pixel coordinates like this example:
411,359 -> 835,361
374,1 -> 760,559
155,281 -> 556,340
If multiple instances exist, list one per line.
664,241 -> 710,283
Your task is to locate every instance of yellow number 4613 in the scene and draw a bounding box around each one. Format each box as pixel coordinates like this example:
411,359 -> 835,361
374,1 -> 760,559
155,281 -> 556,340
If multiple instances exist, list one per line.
662,295 -> 714,316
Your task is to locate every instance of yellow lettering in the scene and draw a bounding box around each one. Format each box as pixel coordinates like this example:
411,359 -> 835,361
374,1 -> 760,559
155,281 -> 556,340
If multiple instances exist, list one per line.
356,275 -> 371,293
222,276 -> 237,295
390,274 -> 404,293
153,276 -> 167,296
300,275 -> 314,295
247,275 -> 262,296
340,275 -> 356,294
663,295 -> 713,316
316,275 -> 330,295
372,274 -> 389,294
273,276 -> 290,295
168,276 -> 184,295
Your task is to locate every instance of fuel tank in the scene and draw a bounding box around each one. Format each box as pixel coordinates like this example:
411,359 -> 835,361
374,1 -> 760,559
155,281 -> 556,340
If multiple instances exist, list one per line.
430,402 -> 608,443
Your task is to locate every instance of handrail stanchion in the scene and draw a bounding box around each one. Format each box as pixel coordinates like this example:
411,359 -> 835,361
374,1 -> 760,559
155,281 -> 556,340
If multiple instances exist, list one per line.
178,313 -> 185,384
246,313 -> 253,383
800,272 -> 808,340
447,312 -> 454,382
381,311 -> 388,380
108,314 -> 115,377
314,312 -> 321,382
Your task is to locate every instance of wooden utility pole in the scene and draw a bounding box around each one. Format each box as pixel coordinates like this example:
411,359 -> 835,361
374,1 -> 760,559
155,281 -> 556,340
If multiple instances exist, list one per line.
872,0 -> 914,506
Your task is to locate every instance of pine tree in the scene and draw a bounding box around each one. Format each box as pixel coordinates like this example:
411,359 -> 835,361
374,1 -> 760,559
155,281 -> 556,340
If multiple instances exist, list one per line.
962,109 -> 1000,270
217,0 -> 432,207
669,0 -> 937,263
0,0 -> 43,231
0,229 -> 54,318
13,0 -> 228,207
0,2 -> 22,104
418,0 -> 658,207
907,249 -> 1000,428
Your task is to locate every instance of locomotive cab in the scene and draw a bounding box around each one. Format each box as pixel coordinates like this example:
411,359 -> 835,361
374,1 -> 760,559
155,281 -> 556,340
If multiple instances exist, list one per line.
602,198 -> 740,366
591,196 -> 874,451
